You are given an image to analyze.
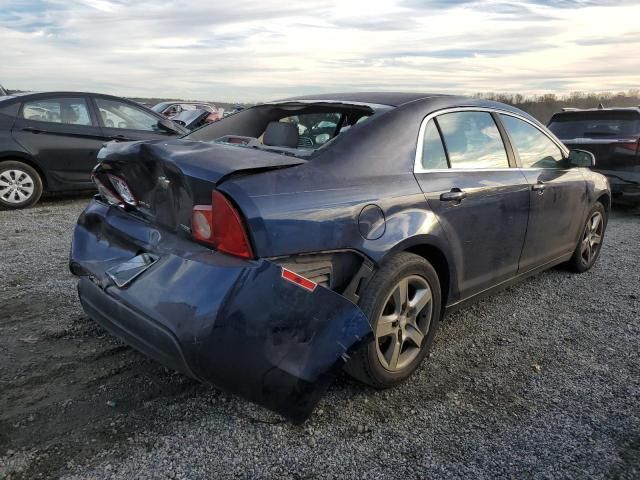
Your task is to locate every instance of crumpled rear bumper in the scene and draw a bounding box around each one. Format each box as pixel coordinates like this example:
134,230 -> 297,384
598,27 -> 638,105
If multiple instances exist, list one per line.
71,199 -> 372,423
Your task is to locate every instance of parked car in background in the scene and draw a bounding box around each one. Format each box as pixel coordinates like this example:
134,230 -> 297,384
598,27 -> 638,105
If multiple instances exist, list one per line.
152,101 -> 221,122
0,91 -> 187,209
548,106 -> 640,206
169,108 -> 212,131
0,85 -> 8,96
70,92 -> 610,423
222,104 -> 246,117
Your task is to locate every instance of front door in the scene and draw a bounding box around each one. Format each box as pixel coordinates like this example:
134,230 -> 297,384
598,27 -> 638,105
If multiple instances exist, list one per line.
92,97 -> 177,142
497,113 -> 587,271
12,95 -> 104,189
414,110 -> 530,300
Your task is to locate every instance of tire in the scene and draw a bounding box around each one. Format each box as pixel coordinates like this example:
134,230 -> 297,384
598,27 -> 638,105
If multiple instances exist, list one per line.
345,252 -> 442,388
567,201 -> 607,273
0,161 -> 43,209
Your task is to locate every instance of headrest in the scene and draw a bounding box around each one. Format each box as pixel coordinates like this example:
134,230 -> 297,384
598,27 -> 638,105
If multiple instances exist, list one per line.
263,121 -> 299,148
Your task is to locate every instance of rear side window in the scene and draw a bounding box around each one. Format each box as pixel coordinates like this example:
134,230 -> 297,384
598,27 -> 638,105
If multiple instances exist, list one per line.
500,115 -> 564,169
437,112 -> 509,169
548,111 -> 640,139
421,120 -> 448,169
21,97 -> 92,126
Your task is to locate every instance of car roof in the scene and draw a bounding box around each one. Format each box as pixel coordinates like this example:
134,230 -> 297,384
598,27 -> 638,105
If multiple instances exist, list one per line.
279,92 -> 452,107
552,107 -> 640,116
0,91 -> 149,102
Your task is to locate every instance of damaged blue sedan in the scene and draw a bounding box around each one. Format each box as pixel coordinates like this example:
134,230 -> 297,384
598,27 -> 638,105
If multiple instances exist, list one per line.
70,92 -> 610,423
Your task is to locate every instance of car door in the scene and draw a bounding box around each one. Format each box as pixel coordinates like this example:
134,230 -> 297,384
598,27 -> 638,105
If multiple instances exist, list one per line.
11,95 -> 105,189
414,109 -> 531,299
497,113 -> 587,271
92,97 -> 179,142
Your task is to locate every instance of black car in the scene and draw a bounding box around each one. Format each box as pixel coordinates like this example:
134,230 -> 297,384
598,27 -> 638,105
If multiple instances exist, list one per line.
548,107 -> 640,206
71,92 -> 610,422
0,92 -> 187,209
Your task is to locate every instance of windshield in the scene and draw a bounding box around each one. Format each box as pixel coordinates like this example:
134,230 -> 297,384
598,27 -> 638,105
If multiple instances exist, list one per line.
185,101 -> 390,158
548,111 -> 640,139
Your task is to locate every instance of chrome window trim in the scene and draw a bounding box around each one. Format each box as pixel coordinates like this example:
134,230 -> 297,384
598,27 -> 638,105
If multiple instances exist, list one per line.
414,106 -> 570,174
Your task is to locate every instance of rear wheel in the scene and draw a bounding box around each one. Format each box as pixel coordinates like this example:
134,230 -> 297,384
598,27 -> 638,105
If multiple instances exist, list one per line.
345,252 -> 441,388
567,202 -> 606,272
0,161 -> 43,209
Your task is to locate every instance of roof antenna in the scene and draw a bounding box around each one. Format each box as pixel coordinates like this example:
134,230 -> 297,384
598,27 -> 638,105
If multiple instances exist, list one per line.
598,103 -> 605,109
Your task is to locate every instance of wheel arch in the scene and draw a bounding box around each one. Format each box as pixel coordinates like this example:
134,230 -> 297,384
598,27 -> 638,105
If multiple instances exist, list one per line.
378,236 -> 458,314
0,154 -> 48,190
596,193 -> 611,212
404,243 -> 452,314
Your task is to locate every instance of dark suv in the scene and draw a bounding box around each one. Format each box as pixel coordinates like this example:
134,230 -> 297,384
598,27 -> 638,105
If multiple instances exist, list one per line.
548,107 -> 640,206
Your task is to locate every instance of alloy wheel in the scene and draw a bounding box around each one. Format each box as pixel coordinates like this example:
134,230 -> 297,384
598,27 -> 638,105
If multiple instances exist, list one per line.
580,211 -> 604,266
375,275 -> 433,372
0,169 -> 35,204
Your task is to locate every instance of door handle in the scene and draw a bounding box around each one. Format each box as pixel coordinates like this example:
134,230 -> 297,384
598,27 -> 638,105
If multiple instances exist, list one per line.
531,181 -> 546,193
22,127 -> 43,134
109,135 -> 132,141
440,188 -> 468,202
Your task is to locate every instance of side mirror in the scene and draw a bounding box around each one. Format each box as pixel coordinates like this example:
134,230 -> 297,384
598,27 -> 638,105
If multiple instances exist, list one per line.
568,149 -> 595,168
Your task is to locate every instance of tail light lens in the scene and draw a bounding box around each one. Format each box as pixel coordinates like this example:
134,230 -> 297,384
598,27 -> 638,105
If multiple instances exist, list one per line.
107,174 -> 137,206
92,175 -> 123,206
191,191 -> 253,259
618,141 -> 640,153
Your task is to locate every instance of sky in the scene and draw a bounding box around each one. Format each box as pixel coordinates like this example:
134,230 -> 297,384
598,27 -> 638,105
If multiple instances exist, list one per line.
1,0 -> 639,102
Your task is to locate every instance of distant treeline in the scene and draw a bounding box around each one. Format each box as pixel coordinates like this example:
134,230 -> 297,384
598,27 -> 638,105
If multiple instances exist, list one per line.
8,89 -> 640,124
475,90 -> 640,124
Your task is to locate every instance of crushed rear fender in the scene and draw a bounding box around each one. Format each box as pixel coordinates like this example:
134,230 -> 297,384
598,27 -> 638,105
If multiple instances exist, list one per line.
71,200 -> 372,423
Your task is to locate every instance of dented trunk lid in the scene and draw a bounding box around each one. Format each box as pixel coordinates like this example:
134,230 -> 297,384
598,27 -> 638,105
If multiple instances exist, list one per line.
93,139 -> 305,230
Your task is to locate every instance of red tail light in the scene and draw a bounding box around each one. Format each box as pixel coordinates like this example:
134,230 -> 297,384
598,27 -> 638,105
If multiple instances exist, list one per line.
191,191 -> 253,259
92,174 -> 123,206
618,141 -> 640,153
107,174 -> 137,206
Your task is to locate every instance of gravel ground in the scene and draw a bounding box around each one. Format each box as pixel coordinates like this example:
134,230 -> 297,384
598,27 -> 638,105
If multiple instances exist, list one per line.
0,196 -> 638,479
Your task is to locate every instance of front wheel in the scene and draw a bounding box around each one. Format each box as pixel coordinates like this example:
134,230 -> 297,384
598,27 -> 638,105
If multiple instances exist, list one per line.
567,202 -> 607,273
0,161 -> 43,209
345,252 -> 441,388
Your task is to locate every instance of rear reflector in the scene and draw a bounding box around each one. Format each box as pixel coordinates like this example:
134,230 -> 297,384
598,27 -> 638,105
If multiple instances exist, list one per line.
191,191 -> 254,259
107,174 -> 137,206
281,268 -> 318,292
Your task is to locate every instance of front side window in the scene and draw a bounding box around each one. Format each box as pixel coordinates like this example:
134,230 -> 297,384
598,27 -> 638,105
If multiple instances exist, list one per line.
21,97 -> 92,126
421,120 -> 448,169
500,114 -> 564,169
95,98 -> 160,131
437,112 -> 509,169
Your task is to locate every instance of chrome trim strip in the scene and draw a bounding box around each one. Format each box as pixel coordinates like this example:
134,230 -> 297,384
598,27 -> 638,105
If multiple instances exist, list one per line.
413,106 -> 570,174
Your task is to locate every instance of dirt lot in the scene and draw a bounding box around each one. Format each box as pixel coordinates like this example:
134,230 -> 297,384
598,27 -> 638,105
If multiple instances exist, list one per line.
0,196 -> 639,479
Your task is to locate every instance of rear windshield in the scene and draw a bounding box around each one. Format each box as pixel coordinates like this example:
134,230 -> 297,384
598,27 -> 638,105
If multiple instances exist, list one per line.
548,111 -> 640,139
185,102 -> 391,158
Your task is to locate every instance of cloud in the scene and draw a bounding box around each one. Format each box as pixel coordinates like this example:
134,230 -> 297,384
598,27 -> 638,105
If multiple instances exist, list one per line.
0,0 -> 639,101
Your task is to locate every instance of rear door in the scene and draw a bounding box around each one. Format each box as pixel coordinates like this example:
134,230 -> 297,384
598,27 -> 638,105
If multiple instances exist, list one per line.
414,109 -> 531,299
11,95 -> 105,189
499,113 -> 587,271
92,97 -> 179,142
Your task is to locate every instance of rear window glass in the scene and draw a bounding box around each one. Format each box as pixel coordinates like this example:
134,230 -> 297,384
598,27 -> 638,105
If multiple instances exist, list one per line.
548,111 -> 640,139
